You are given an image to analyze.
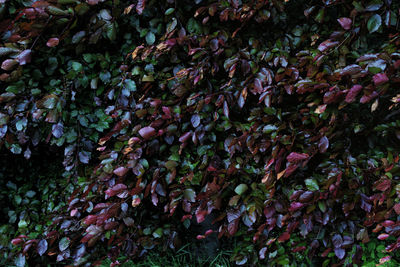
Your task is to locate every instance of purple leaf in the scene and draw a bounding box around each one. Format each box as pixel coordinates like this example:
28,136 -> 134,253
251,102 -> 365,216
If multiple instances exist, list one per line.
340,64 -> 362,76
17,49 -> 32,65
78,151 -> 90,164
337,17 -> 352,30
52,122 -> 64,138
287,152 -> 309,163
223,100 -> 229,119
1,59 -> 18,71
334,248 -> 345,259
191,114 -> 200,128
113,166 -> 128,177
46,38 -> 59,47
332,234 -> 343,248
318,136 -> 329,153
345,85 -> 362,103
139,126 -> 156,139
373,73 -> 389,86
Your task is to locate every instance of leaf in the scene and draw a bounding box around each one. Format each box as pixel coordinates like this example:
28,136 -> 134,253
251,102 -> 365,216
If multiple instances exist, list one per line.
136,0 -> 146,14
17,50 -> 32,65
305,178 -> 319,191
278,232 -> 290,242
287,152 -> 309,162
334,248 -> 345,259
332,234 -> 343,248
337,17 -> 352,30
373,73 -> 389,86
145,32 -> 156,45
1,59 -> 18,71
234,184 -> 248,195
113,166 -> 128,177
105,184 -> 127,197
15,254 -> 25,267
318,136 -> 329,153
367,14 -> 382,33
345,85 -> 362,103
318,39 -> 339,52
139,126 -> 156,139
72,31 -> 86,44
52,122 -> 64,138
378,233 -> 389,240
78,151 -> 90,164
223,100 -> 229,119
37,239 -> 48,256
72,62 -> 83,72
59,237 -> 70,252
340,64 -> 362,76
46,38 -> 59,47
183,189 -> 196,202
191,114 -> 200,128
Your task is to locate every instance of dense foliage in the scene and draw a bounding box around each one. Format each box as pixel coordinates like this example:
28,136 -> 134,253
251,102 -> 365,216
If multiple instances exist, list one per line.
1,0 -> 400,266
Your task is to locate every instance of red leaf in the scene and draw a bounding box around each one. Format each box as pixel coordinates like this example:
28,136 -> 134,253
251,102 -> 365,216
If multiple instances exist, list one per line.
374,178 -> 391,191
196,209 -> 207,223
287,152 -> 309,163
393,203 -> 400,215
105,184 -> 127,197
228,219 -> 239,236
138,126 -> 156,139
373,73 -> 389,86
337,17 -> 352,30
205,229 -> 214,236
11,238 -> 23,245
278,232 -> 290,242
254,78 -> 263,93
84,215 -> 97,225
378,233 -> 389,240
196,235 -> 205,240
318,136 -> 329,153
345,85 -> 362,103
46,38 -> 59,47
318,39 -> 339,52
179,131 -> 192,143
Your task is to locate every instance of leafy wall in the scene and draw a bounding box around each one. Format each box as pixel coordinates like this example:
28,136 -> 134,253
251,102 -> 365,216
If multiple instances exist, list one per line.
1,0 -> 400,266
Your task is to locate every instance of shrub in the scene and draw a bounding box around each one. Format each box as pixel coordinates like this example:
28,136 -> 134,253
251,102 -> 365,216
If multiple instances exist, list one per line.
1,0 -> 400,266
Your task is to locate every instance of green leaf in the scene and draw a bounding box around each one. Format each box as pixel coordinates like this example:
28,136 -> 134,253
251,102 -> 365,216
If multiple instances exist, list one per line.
367,14 -> 382,33
124,79 -> 136,91
59,237 -> 70,252
305,178 -> 319,191
234,184 -> 248,195
152,228 -> 163,238
72,62 -> 83,72
183,188 -> 196,202
165,8 -> 175,15
18,219 -> 28,228
263,125 -> 277,133
145,32 -> 156,45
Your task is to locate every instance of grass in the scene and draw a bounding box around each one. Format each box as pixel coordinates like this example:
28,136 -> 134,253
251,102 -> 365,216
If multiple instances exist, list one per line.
98,244 -> 233,267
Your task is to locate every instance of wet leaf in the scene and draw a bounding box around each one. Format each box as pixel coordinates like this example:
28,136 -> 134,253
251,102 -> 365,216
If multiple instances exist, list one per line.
367,14 -> 382,33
